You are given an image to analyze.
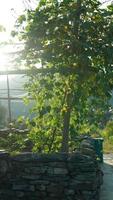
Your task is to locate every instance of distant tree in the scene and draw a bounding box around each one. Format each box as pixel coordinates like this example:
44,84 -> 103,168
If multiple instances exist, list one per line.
0,104 -> 7,127
0,25 -> 6,32
15,0 -> 113,152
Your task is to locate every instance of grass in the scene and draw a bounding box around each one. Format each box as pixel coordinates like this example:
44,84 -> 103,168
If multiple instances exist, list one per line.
103,139 -> 113,153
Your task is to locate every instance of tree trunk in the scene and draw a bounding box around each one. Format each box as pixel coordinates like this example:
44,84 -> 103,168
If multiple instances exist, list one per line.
61,89 -> 72,152
61,108 -> 71,152
61,0 -> 82,153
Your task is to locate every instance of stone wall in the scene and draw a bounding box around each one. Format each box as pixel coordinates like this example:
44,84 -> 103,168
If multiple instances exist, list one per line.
0,140 -> 103,200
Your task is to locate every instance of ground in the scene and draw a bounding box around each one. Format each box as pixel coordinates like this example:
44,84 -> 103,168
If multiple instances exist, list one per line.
100,154 -> 113,200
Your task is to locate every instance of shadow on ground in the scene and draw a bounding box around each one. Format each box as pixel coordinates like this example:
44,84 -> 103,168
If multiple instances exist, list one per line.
100,154 -> 113,200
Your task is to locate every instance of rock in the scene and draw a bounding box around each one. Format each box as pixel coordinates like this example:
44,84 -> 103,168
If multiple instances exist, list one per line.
0,160 -> 8,177
0,138 -> 103,200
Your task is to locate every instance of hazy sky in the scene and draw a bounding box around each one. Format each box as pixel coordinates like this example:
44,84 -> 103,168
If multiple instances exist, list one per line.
0,0 -> 25,36
0,0 -> 37,41
0,0 -> 112,40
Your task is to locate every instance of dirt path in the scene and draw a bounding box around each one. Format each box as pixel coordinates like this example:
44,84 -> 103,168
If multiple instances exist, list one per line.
100,154 -> 113,200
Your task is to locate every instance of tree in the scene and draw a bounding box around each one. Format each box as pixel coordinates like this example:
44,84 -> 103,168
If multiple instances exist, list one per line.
16,0 -> 113,152
0,25 -> 6,32
0,104 -> 7,127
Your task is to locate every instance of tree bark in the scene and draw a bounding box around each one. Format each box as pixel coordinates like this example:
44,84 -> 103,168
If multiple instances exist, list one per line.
61,0 -> 82,153
61,106 -> 71,152
61,88 -> 72,152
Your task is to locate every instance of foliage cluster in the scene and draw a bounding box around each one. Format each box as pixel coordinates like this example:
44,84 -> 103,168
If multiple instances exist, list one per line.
0,104 -> 7,128
11,0 -> 113,152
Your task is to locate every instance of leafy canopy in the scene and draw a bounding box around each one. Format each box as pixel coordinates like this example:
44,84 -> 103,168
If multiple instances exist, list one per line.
15,0 -> 113,152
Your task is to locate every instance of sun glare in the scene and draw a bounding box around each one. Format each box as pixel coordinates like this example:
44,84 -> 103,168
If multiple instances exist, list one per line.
0,0 -> 25,72
0,0 -> 24,33
0,0 -> 37,72
0,44 -> 15,71
0,53 -> 8,71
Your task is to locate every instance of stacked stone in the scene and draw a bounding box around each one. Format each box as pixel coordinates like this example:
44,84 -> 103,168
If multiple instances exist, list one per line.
0,140 -> 103,200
